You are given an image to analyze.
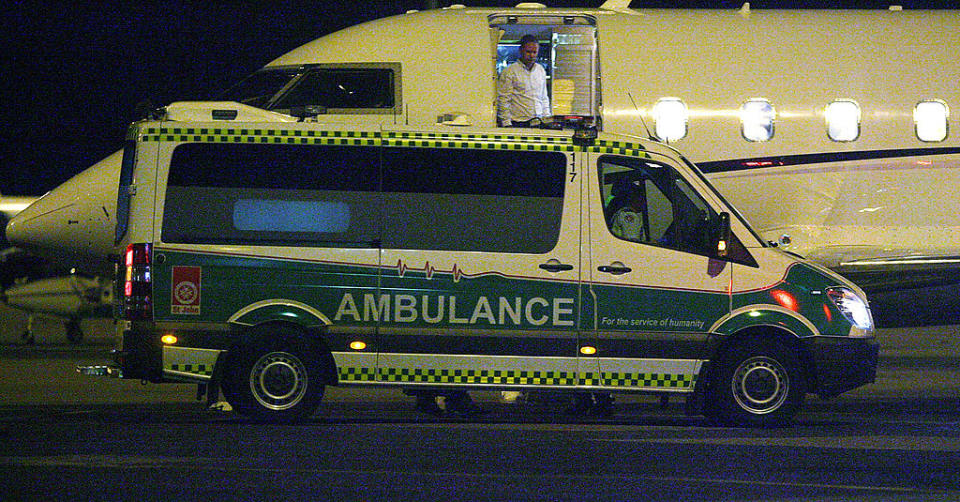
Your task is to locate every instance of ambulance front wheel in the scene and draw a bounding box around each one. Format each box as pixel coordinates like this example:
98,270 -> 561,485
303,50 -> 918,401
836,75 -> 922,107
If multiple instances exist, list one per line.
227,325 -> 325,422
709,338 -> 804,427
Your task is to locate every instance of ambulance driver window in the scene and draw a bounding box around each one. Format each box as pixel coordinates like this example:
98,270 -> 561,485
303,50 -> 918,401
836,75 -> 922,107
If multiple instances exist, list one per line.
163,143 -> 381,247
598,156 -> 717,256
381,147 -> 566,253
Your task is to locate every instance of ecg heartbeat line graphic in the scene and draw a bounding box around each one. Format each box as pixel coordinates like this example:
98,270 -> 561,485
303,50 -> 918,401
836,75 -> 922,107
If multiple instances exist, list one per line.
394,259 -> 465,282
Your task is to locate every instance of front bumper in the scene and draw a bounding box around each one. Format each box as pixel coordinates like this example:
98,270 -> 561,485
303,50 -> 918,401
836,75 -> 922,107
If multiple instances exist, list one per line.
802,335 -> 879,398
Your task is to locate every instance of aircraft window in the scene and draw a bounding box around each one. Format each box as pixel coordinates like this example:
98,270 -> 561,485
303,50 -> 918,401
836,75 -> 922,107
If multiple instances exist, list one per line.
652,98 -> 688,143
915,100 -> 949,142
380,147 -> 566,254
271,67 -> 398,113
163,143 -> 381,247
825,100 -> 861,142
216,68 -> 301,109
741,99 -> 775,142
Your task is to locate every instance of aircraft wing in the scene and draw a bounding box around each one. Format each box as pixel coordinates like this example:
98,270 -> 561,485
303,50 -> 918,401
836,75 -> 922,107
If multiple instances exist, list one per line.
833,255 -> 960,294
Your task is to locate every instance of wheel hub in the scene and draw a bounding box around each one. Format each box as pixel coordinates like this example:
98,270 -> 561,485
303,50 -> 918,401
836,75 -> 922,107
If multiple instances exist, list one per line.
731,356 -> 789,414
250,352 -> 308,410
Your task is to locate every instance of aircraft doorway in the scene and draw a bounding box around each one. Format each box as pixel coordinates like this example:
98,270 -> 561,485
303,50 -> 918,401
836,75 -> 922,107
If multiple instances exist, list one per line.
489,14 -> 600,130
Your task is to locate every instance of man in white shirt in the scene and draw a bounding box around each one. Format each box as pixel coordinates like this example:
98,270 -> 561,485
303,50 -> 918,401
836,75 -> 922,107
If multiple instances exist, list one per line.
497,34 -> 551,127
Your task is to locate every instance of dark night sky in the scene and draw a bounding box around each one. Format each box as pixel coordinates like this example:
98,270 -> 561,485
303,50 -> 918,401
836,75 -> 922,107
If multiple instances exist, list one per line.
2,0 -> 956,196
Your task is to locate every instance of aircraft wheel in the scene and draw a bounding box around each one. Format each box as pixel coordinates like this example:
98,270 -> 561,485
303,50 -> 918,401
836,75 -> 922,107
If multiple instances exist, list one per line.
65,319 -> 83,344
227,324 -> 325,422
709,338 -> 804,427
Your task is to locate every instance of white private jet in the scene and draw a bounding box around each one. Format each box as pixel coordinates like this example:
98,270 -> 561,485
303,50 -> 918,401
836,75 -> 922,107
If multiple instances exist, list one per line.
7,1 -> 960,325
1,189 -> 112,344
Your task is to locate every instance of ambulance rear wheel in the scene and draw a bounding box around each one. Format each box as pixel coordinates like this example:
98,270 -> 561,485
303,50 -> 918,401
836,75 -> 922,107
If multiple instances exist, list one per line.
228,326 -> 325,422
709,338 -> 803,427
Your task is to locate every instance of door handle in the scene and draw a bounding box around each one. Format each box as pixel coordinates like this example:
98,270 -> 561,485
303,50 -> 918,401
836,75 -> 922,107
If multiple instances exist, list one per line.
598,262 -> 632,275
539,259 -> 574,273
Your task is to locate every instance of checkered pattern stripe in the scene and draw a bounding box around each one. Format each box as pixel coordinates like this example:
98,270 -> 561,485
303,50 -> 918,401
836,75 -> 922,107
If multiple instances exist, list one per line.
589,140 -> 650,157
335,368 -> 691,388
389,131 -> 571,144
339,367 -> 377,382
601,372 -> 695,389
380,368 -> 578,385
338,367 -> 580,386
142,127 -> 379,146
168,364 -> 213,376
382,139 -> 574,152
140,128 -> 583,152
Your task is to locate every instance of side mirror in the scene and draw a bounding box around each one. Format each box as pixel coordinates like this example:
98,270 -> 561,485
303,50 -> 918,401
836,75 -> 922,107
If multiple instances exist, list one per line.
715,212 -> 731,258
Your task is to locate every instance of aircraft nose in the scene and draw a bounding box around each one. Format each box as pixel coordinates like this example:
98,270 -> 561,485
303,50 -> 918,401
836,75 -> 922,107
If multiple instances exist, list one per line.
5,191 -> 78,252
6,150 -> 122,261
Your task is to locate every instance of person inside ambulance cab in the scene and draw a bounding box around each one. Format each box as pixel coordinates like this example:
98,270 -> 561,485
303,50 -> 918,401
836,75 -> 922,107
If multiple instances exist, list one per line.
607,180 -> 647,243
497,34 -> 551,127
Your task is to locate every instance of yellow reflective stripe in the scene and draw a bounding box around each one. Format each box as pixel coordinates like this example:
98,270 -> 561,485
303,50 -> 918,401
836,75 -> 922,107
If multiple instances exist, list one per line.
167,363 -> 214,376
338,367 -> 580,386
380,368 -> 579,386
386,131 -> 570,144
383,139 -> 573,152
601,372 -> 696,389
142,128 -> 380,146
142,128 -> 379,144
382,131 -> 574,151
339,367 -> 377,382
589,140 -> 650,157
139,127 -> 646,154
336,368 -> 694,388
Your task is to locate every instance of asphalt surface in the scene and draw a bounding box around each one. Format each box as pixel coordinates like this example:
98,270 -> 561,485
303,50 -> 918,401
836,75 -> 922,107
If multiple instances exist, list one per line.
2,304 -> 960,500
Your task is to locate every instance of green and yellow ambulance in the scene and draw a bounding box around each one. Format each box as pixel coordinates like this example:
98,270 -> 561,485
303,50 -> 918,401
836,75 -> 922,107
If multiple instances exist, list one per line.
98,108 -> 878,426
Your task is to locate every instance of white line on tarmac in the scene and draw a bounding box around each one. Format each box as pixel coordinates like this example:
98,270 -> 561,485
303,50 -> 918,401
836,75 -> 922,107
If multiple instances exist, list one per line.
591,435 -> 960,452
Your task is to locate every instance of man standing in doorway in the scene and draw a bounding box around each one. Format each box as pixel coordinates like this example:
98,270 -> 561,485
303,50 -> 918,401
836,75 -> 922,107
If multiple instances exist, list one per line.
497,34 -> 551,127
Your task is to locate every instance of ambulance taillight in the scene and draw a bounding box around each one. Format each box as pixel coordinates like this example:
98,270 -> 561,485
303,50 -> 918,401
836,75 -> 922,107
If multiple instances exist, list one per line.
123,243 -> 152,320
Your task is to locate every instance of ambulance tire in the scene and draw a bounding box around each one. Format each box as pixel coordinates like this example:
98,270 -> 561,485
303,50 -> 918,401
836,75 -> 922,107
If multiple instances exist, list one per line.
709,338 -> 804,427
228,326 -> 325,422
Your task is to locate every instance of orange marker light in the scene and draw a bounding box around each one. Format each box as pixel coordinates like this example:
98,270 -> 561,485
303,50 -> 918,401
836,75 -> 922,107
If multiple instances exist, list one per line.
349,341 -> 367,351
770,289 -> 799,312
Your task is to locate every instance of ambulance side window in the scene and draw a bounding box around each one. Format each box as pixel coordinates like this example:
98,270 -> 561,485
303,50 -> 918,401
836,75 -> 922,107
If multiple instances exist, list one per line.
598,156 -> 716,256
381,146 -> 566,253
163,142 -> 381,247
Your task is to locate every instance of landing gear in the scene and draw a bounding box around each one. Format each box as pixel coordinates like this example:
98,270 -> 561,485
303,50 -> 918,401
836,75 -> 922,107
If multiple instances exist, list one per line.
19,315 -> 84,345
20,315 -> 36,345
65,318 -> 83,344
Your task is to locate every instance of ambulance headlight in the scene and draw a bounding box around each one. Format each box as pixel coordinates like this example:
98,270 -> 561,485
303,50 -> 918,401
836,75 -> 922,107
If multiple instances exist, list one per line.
826,287 -> 873,331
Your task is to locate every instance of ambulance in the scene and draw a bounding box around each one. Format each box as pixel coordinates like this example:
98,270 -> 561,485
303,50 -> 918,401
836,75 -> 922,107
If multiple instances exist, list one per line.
87,102 -> 878,426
